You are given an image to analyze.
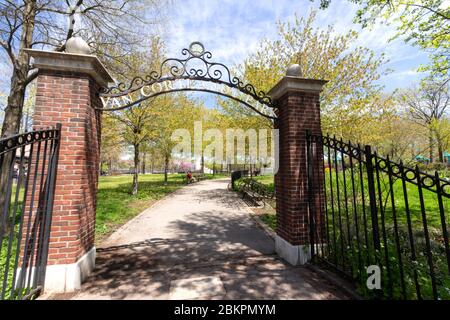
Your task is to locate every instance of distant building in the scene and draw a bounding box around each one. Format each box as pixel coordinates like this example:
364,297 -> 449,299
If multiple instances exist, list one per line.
443,152 -> 450,164
415,155 -> 430,164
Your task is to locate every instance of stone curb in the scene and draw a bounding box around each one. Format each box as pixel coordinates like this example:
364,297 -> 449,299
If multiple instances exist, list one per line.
235,196 -> 361,301
305,264 -> 364,300
249,212 -> 277,240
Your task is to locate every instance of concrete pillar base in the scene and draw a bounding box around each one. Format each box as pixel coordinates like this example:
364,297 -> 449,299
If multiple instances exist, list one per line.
275,235 -> 311,266
44,247 -> 96,293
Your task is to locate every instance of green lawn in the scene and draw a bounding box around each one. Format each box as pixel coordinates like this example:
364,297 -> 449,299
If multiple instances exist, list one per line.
259,212 -> 276,230
0,183 -> 32,300
95,173 -> 227,243
253,175 -> 275,193
1,172 -> 228,299
248,175 -> 276,230
251,171 -> 450,299
251,172 -> 450,231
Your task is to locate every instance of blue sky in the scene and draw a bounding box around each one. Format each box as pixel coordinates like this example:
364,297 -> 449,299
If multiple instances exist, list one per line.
162,0 -> 430,96
0,0 -> 432,106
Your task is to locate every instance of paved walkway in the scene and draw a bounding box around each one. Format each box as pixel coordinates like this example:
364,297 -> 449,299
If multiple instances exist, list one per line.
58,178 -> 349,300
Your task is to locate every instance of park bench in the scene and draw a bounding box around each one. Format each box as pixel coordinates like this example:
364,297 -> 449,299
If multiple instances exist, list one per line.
193,173 -> 207,182
185,172 -> 207,184
236,178 -> 274,206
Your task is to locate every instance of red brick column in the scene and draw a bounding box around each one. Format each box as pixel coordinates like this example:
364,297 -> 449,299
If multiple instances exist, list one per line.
269,66 -> 327,265
26,49 -> 113,292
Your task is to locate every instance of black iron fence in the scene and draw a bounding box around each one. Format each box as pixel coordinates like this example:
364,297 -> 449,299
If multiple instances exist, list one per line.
0,125 -> 61,300
307,132 -> 450,300
231,170 -> 249,190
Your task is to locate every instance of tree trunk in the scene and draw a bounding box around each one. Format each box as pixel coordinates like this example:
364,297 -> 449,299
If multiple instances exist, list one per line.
438,143 -> 444,163
201,154 -> 204,173
429,127 -> 434,163
0,0 -> 37,236
131,143 -> 140,195
164,154 -> 169,184
2,0 -> 36,137
434,128 -> 445,163
141,152 -> 146,174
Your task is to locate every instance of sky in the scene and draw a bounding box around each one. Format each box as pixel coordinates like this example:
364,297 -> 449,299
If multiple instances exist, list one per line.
162,0 -> 430,96
0,0 -> 433,107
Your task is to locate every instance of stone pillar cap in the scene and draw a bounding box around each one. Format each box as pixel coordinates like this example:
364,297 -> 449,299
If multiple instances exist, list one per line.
269,76 -> 328,101
25,49 -> 114,87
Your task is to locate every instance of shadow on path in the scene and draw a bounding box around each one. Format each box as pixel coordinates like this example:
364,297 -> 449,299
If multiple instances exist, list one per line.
51,179 -> 350,300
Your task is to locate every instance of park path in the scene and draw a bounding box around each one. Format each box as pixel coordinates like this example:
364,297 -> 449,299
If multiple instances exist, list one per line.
56,178 -> 349,300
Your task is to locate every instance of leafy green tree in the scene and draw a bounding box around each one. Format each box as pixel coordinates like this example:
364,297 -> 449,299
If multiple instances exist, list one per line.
105,38 -> 164,194
110,102 -> 156,194
399,79 -> 450,162
100,115 -> 124,174
0,0 -> 166,137
152,94 -> 203,183
235,10 -> 389,141
316,0 -> 450,79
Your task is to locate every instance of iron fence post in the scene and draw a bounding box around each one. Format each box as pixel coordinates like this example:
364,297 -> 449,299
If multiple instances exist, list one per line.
306,130 -> 316,259
0,126 -> 61,300
364,145 -> 381,253
37,123 -> 62,290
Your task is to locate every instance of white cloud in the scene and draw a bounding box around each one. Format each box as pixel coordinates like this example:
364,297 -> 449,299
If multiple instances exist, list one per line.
164,0 -> 306,65
162,0 -> 428,92
0,0 -> 429,95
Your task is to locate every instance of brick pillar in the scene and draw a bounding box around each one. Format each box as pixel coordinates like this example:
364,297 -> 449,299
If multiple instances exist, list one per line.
25,49 -> 113,292
268,65 -> 327,265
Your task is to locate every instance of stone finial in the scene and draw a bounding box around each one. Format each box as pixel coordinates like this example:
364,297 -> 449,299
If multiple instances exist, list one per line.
65,36 -> 91,55
286,64 -> 302,77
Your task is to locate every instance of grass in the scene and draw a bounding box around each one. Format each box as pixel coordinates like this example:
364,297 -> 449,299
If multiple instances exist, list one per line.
259,213 -> 276,230
250,171 -> 450,300
1,172 -> 228,299
251,172 -> 450,231
237,174 -> 277,231
253,175 -> 275,193
95,173 -> 227,243
322,166 -> 450,299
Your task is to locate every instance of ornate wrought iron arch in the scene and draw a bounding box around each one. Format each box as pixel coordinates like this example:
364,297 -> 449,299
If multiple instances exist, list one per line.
98,42 -> 276,120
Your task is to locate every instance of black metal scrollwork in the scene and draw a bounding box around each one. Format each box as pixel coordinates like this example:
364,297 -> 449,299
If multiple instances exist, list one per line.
99,42 -> 275,119
315,132 -> 450,197
320,134 -> 364,161
0,128 -> 60,155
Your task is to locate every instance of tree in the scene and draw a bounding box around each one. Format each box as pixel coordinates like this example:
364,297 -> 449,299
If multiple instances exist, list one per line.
104,38 -> 164,194
0,1 -> 166,233
100,115 -> 123,174
316,0 -> 450,79
399,79 -> 450,162
0,0 -> 166,137
21,81 -> 35,132
233,10 -> 388,140
111,101 -> 156,194
0,91 -> 6,122
152,94 -> 202,183
431,117 -> 450,160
